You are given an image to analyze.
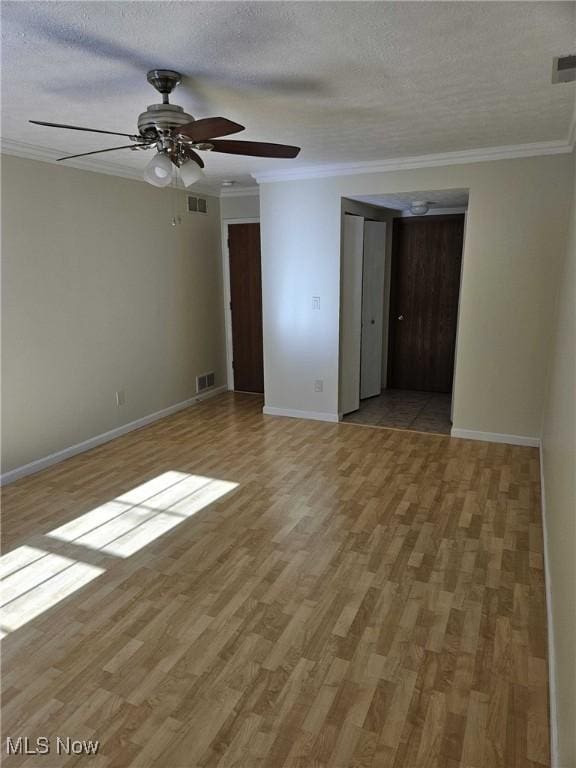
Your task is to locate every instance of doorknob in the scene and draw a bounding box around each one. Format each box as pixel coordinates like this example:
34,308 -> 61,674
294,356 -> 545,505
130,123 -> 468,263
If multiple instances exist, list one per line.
370,319 -> 375,325
397,314 -> 404,320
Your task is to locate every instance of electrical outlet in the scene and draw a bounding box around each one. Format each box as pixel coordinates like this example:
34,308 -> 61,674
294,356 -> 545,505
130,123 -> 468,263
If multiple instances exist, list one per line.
115,389 -> 126,407
312,296 -> 321,310
314,379 -> 323,393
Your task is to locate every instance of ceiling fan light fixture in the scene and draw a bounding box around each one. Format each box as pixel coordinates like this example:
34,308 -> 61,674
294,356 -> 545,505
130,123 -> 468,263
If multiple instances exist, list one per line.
179,160 -> 205,188
144,151 -> 173,187
29,69 -> 301,182
409,201 -> 430,215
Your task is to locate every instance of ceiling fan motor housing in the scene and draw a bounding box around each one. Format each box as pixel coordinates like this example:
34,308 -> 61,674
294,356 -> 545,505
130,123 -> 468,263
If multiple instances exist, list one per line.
137,104 -> 195,140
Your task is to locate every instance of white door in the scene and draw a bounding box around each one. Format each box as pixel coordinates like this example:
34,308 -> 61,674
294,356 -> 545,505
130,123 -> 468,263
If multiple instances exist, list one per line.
360,221 -> 387,399
340,214 -> 365,415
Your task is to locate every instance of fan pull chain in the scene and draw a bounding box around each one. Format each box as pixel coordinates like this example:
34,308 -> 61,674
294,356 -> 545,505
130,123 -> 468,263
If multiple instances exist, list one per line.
170,182 -> 181,227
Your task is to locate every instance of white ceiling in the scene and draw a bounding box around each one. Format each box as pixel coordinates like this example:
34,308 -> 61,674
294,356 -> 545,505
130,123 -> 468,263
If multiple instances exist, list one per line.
1,1 -> 574,189
356,189 -> 469,212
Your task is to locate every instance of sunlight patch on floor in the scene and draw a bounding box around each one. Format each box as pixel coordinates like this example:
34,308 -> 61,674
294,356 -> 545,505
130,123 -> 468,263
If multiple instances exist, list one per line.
1,472 -> 239,637
47,471 -> 238,557
0,547 -> 103,636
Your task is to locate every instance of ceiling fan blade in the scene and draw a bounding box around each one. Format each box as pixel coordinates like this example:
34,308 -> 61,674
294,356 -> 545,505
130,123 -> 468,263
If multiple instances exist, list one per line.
30,120 -> 136,138
182,147 -> 205,168
177,117 -> 244,142
209,140 -> 300,158
56,144 -> 150,161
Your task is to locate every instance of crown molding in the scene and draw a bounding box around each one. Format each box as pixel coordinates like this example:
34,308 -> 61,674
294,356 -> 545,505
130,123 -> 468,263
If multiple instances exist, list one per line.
0,137 -> 223,198
1,136 -> 145,181
219,186 -> 259,198
2,133 -> 571,193
252,139 -> 572,183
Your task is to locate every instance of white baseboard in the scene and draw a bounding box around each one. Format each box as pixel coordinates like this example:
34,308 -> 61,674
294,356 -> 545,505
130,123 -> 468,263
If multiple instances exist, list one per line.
539,448 -> 559,768
450,427 -> 540,447
262,405 -> 339,423
0,386 -> 228,486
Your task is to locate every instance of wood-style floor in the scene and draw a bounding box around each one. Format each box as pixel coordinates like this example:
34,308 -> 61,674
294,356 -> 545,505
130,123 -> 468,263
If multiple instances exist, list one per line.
1,393 -> 549,767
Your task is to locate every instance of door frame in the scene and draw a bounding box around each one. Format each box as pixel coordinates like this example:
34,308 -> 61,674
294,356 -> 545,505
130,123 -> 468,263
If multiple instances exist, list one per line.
221,217 -> 260,391
339,214 -> 365,416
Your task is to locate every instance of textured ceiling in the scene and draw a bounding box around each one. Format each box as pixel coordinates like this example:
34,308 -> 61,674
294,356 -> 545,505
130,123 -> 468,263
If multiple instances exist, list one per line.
356,189 -> 469,211
1,1 -> 574,188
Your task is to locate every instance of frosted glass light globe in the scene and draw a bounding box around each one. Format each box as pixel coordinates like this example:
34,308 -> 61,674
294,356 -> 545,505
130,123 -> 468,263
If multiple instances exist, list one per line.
144,152 -> 173,187
179,160 -> 205,188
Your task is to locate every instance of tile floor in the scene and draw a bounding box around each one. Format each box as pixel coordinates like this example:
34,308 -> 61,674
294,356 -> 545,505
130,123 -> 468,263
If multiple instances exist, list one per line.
343,388 -> 452,434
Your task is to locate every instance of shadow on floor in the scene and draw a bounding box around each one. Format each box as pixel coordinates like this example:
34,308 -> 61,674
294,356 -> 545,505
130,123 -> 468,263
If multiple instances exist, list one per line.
343,389 -> 452,434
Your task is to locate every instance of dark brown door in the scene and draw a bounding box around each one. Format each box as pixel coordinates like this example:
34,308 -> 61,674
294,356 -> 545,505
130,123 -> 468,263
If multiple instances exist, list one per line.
228,223 -> 264,393
388,215 -> 464,393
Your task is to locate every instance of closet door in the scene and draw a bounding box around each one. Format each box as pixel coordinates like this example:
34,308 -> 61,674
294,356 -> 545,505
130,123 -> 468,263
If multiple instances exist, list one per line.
360,221 -> 387,399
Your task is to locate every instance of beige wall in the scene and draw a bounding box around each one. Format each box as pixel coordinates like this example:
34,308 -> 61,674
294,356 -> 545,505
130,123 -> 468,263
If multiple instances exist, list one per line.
260,153 -> 572,437
220,193 -> 259,220
541,148 -> 576,768
1,155 -> 226,473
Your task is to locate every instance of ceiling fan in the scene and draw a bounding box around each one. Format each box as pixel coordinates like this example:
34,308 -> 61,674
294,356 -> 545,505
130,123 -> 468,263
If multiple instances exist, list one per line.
29,69 -> 301,188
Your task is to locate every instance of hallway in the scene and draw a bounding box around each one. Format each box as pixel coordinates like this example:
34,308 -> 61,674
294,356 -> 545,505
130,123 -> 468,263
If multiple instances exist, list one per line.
343,389 -> 452,434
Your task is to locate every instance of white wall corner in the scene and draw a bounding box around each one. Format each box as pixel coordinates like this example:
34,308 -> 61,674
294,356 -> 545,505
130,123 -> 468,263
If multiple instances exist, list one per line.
567,96 -> 576,148
0,386 -> 228,486
539,449 -> 560,768
262,405 -> 339,423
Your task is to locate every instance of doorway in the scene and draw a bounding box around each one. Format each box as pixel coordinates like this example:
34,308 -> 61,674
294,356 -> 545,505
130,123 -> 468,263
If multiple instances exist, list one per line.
226,222 -> 264,394
340,192 -> 467,434
388,214 -> 464,392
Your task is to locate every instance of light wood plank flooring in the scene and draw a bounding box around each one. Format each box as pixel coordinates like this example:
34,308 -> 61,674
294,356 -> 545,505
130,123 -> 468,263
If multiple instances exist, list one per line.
1,393 -> 549,767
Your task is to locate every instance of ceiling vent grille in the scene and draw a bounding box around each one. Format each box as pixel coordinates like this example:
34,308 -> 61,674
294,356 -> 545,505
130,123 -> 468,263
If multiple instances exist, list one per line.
196,372 -> 215,393
187,196 -> 208,214
553,54 -> 576,83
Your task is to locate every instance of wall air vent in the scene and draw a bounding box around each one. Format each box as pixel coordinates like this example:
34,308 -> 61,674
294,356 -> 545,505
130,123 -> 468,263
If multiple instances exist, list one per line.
187,196 -> 208,214
196,372 -> 215,393
552,54 -> 576,83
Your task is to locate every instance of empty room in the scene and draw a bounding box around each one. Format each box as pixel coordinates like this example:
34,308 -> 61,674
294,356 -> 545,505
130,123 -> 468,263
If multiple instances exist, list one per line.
1,2 -> 574,767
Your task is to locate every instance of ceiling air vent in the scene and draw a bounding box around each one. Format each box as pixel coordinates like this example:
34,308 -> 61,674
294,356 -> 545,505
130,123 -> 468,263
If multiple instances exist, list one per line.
552,54 -> 576,83
196,372 -> 215,393
187,196 -> 208,214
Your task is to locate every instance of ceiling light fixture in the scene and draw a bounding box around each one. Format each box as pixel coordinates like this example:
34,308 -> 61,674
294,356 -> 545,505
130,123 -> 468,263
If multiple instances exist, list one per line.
221,180 -> 235,187
30,70 -> 301,187
409,201 -> 430,215
143,151 -> 173,187
179,160 -> 205,188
